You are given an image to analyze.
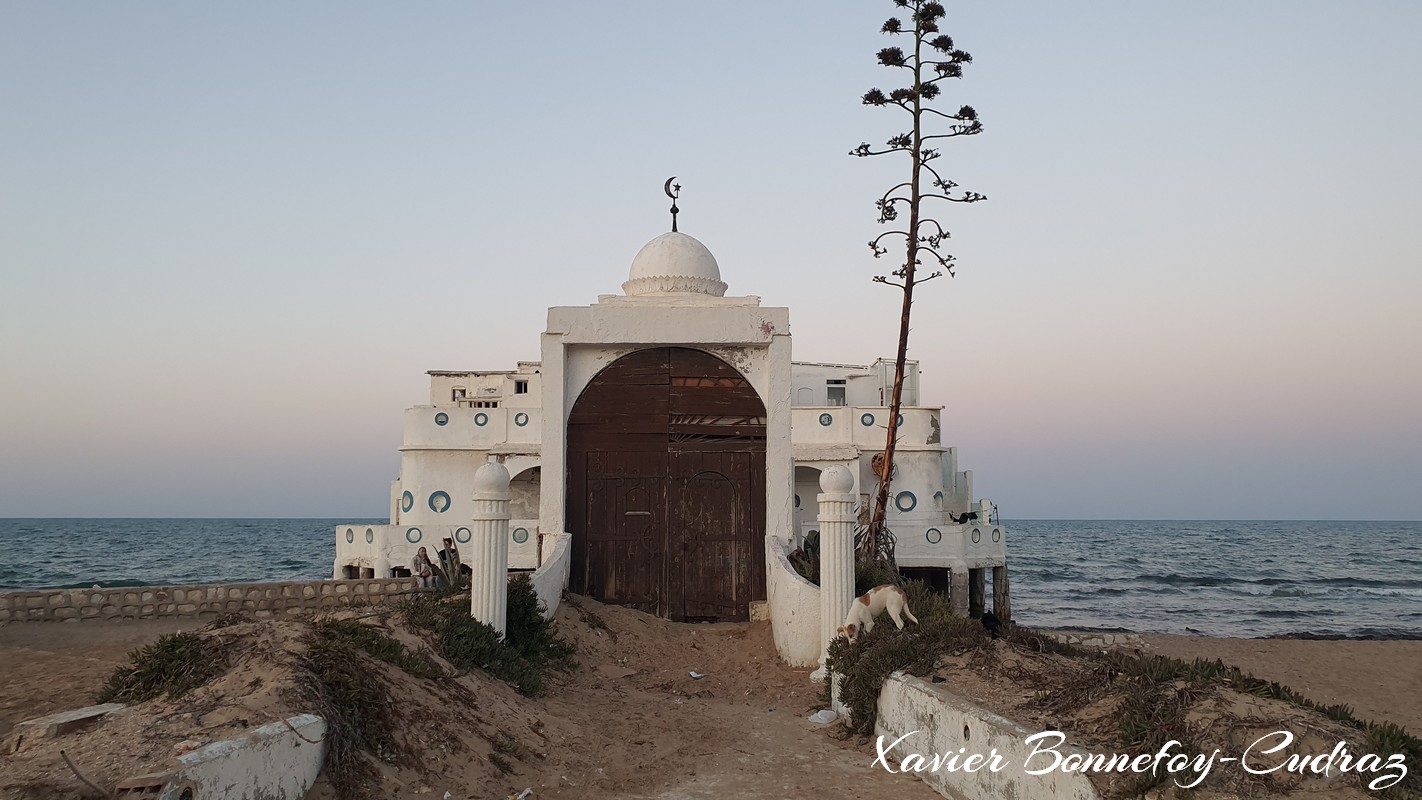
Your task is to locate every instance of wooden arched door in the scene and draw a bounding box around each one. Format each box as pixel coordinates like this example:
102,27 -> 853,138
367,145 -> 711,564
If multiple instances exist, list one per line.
567,347 -> 767,621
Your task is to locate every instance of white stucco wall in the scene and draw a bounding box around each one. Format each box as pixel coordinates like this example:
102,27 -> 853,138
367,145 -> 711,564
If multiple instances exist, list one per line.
765,536 -> 821,667
161,714 -> 326,800
530,532 -> 571,619
876,674 -> 1101,800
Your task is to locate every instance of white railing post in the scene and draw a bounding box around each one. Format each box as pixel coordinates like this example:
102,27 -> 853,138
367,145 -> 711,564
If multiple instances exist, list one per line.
470,460 -> 512,636
816,465 -> 856,711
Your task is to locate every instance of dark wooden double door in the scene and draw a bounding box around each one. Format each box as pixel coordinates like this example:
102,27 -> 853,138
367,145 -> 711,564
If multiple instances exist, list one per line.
568,348 -> 767,621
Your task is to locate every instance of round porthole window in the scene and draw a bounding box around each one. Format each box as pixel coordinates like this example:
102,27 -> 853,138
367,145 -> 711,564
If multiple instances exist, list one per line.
406,527 -> 422,543
897,413 -> 905,426
434,412 -> 449,426
512,527 -> 530,544
474,412 -> 488,427
861,412 -> 876,427
992,527 -> 1002,542
454,527 -> 472,543
971,527 -> 982,544
345,528 -> 354,543
895,491 -> 917,512
819,413 -> 833,426
925,527 -> 942,544
365,528 -> 375,544
514,412 -> 529,427
794,494 -> 800,508
429,491 -> 451,513
401,491 -> 414,513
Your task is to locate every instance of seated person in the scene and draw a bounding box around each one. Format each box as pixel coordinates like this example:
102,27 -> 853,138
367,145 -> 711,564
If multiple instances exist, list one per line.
411,546 -> 437,588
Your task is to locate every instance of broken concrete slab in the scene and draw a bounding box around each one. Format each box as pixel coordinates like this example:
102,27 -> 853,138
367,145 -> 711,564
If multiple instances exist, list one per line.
154,714 -> 326,800
14,702 -> 125,739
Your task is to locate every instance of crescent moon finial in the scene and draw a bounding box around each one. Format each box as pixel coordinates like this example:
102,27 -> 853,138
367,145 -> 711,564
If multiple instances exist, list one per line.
664,177 -> 682,232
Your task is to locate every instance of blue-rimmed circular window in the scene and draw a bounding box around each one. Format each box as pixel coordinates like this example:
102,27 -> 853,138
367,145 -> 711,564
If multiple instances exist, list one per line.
512,527 -> 529,544
434,412 -> 449,426
897,413 -> 904,426
345,528 -> 354,543
818,412 -> 833,426
474,412 -> 488,427
992,527 -> 1002,542
406,527 -> 422,543
454,527 -> 472,543
429,491 -> 451,513
401,491 -> 414,513
861,413 -> 875,427
365,528 -> 375,544
895,491 -> 917,512
514,412 -> 529,427
972,527 -> 982,543
925,528 -> 942,544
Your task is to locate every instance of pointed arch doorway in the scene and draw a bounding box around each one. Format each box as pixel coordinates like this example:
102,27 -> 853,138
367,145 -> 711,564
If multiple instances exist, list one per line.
567,347 -> 767,621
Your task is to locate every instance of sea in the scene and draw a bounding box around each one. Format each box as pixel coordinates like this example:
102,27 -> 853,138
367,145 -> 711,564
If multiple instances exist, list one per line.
1,518 -> 1419,639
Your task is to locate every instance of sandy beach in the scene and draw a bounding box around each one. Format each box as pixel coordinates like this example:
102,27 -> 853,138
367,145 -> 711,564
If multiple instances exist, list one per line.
1136,633 -> 1422,734
2,618 -> 1418,764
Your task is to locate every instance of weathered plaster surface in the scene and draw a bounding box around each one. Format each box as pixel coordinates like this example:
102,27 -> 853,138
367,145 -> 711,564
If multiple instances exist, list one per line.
765,536 -> 821,667
876,673 -> 1101,800
160,714 -> 326,800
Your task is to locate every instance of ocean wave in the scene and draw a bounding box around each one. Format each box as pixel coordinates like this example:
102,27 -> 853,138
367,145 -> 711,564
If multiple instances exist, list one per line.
1138,573 -> 1422,590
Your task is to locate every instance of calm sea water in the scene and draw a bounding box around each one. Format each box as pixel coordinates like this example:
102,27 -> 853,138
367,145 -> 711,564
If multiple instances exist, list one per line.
1007,520 -> 1422,638
1,518 -> 1418,638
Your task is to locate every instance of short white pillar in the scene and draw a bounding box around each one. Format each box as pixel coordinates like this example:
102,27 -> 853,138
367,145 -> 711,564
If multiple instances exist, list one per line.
470,460 -> 512,636
816,465 -> 857,704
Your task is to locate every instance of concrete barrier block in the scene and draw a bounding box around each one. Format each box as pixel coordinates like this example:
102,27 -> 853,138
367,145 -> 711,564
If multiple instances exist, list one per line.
159,714 -> 326,800
876,673 -> 1101,800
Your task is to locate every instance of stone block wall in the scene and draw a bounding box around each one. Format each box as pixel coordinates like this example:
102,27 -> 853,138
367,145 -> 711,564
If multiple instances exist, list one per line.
0,578 -> 418,624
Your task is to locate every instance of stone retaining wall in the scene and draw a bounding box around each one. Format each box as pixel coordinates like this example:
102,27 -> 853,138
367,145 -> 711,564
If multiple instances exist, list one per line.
1044,630 -> 1146,650
0,578 -> 418,624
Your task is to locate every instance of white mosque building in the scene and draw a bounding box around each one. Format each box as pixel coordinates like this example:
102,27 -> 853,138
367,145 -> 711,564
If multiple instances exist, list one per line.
333,228 -> 1008,666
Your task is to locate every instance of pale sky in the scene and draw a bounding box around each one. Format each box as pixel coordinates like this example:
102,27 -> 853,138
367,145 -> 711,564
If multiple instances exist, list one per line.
2,2 -> 1419,519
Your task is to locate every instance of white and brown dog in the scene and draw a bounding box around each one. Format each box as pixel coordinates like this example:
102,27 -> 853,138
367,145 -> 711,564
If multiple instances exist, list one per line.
837,584 -> 919,643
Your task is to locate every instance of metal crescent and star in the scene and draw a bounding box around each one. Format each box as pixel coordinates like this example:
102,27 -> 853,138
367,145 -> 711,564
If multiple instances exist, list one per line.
664,176 -> 681,232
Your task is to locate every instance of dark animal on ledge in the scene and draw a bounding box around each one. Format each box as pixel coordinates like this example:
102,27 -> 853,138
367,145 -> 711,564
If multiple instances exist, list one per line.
948,511 -> 978,523
979,610 -> 1002,639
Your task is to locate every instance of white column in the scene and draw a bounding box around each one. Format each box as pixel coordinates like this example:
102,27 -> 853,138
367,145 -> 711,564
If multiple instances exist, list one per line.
816,465 -> 857,702
470,460 -> 512,636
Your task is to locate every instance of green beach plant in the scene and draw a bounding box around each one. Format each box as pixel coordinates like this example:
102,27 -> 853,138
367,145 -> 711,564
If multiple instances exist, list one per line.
97,632 -> 229,704
402,573 -> 575,697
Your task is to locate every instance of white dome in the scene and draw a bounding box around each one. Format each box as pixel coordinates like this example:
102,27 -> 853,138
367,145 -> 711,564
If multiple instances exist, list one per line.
622,232 -> 727,297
